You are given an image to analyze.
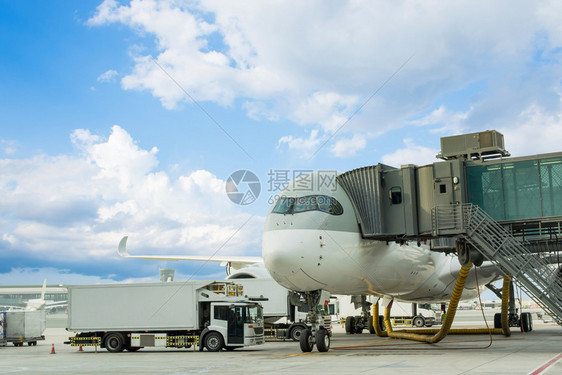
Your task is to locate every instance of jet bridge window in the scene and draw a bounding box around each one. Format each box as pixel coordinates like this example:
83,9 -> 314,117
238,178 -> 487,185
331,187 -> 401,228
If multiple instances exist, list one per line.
272,195 -> 343,215
389,187 -> 402,204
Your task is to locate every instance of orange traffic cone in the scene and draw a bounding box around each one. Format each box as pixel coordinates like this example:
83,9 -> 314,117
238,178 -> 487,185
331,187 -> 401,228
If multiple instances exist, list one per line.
78,345 -> 83,352
50,344 -> 56,354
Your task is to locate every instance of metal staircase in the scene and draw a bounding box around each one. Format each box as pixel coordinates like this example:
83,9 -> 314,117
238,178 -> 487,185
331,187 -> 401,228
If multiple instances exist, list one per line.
432,204 -> 562,326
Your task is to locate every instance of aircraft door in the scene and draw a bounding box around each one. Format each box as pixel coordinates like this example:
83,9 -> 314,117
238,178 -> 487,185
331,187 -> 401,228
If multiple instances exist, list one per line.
227,306 -> 244,344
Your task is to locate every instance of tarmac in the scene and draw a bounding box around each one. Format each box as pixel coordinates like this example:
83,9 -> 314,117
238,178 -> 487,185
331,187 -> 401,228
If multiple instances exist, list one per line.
1,311 -> 561,374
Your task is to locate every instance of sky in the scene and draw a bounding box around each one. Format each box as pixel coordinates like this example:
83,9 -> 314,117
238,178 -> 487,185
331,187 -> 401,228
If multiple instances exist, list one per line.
1,0 -> 561,286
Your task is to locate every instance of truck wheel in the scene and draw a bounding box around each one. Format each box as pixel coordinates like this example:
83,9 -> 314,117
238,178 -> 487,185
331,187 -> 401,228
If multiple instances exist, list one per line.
290,325 -> 304,342
204,332 -> 224,352
225,346 -> 236,351
105,333 -> 125,353
413,316 -> 425,328
316,329 -> 330,352
299,329 -> 314,352
345,316 -> 355,334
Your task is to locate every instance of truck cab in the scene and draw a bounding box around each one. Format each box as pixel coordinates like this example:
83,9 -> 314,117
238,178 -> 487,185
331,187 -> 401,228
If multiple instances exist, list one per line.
203,302 -> 264,351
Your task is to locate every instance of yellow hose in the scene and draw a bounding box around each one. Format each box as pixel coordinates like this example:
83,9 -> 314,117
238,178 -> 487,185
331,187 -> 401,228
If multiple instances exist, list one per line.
372,302 -> 387,337
500,276 -> 511,337
372,267 -> 511,343
383,263 -> 473,343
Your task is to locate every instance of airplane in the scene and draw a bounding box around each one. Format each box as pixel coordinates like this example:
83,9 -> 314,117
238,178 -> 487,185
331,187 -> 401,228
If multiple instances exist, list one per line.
118,170 -> 503,352
0,280 -> 68,312
261,171 -> 501,351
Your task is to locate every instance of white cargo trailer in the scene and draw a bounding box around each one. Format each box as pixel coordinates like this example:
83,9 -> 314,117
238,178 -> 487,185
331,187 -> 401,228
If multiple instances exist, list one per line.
5,310 -> 46,346
65,281 -> 264,352
0,312 -> 6,347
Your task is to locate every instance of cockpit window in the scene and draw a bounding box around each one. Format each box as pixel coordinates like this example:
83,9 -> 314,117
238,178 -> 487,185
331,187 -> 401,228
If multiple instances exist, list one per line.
272,195 -> 343,216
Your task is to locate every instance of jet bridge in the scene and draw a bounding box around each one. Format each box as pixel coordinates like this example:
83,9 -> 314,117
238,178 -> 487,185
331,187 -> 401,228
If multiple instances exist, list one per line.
337,130 -> 562,325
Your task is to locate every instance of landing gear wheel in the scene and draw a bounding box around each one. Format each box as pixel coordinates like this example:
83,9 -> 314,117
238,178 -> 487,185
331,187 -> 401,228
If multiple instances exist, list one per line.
299,329 -> 314,352
520,312 -> 533,332
105,332 -> 125,353
345,316 -> 355,334
316,329 -> 330,352
368,316 -> 376,334
378,315 -> 386,331
205,332 -> 224,352
413,316 -> 425,328
494,313 -> 502,329
354,315 -> 363,333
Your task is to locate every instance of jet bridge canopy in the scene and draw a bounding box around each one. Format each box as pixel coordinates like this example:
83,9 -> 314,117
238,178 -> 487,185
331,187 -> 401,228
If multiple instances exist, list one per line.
337,132 -> 562,241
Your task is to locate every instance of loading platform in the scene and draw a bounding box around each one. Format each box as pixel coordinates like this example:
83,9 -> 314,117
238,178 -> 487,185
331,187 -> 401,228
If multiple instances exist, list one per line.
337,130 -> 562,326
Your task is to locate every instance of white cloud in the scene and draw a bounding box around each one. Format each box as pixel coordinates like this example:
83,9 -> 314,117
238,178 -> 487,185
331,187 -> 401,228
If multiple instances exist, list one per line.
97,69 -> 118,83
87,1 -> 562,157
277,129 -> 322,159
330,134 -> 367,158
409,105 -> 470,135
1,140 -> 17,155
0,126 -> 263,266
381,138 -> 439,167
499,105 -> 562,157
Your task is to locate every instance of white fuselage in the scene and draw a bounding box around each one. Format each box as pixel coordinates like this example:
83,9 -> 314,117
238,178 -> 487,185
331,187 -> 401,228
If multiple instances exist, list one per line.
262,173 -> 499,302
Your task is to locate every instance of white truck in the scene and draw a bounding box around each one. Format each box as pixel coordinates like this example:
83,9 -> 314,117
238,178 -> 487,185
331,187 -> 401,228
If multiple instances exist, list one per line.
65,281 -> 264,352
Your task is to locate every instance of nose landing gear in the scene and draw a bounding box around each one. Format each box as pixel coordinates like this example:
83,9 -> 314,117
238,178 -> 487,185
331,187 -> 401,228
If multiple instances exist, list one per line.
297,289 -> 331,352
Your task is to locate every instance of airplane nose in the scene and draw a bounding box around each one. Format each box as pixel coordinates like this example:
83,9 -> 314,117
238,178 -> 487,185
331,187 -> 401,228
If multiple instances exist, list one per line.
262,231 -> 299,277
262,230 -> 326,292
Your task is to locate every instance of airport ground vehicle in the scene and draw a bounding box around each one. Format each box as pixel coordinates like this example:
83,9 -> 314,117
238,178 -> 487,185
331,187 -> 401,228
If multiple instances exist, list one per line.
65,281 -> 264,352
0,312 -> 6,347
333,295 -> 437,334
4,310 -> 46,346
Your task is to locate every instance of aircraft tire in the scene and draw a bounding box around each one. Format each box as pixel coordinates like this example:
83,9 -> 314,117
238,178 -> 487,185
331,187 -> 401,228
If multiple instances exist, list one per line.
299,329 -> 314,352
520,312 -> 533,332
378,315 -> 386,331
354,315 -> 363,333
316,329 -> 330,352
345,316 -> 355,334
368,316 -> 376,334
494,313 -> 502,328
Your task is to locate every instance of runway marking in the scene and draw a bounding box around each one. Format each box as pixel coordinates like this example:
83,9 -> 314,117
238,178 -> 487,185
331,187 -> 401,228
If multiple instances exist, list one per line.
528,353 -> 562,375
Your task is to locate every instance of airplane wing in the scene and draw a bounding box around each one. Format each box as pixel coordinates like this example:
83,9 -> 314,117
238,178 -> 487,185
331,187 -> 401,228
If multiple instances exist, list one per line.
118,236 -> 264,270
